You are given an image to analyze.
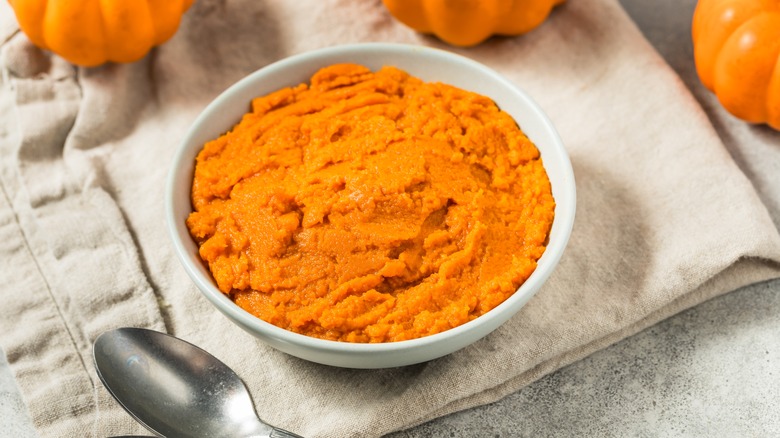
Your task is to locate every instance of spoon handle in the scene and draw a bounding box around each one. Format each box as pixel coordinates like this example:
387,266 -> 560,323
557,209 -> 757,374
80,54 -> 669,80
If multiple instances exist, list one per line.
270,427 -> 305,438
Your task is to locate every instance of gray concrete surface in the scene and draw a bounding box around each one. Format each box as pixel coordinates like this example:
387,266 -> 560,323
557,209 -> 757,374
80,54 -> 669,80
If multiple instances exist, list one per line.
2,0 -> 779,437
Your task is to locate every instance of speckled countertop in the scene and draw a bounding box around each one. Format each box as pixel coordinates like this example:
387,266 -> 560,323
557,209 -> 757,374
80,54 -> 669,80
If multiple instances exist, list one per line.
2,0 -> 779,437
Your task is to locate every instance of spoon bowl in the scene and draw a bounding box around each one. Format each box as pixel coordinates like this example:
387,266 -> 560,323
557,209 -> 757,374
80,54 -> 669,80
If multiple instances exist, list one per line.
93,327 -> 302,438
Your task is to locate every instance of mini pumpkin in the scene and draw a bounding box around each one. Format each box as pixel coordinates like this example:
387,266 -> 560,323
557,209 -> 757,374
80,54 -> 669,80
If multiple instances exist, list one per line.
382,0 -> 566,47
7,0 -> 195,67
692,0 -> 780,129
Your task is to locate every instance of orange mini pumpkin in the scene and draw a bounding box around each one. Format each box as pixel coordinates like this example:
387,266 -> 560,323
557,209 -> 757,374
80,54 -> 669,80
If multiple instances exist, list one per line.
382,0 -> 566,47
8,0 -> 194,67
692,0 -> 780,129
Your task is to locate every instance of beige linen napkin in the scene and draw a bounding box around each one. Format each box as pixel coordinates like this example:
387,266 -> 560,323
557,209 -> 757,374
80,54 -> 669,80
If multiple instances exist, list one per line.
1,0 -> 779,437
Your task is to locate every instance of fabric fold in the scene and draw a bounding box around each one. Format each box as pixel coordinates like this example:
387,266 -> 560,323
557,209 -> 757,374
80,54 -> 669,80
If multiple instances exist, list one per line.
1,0 -> 779,437
0,23 -> 166,438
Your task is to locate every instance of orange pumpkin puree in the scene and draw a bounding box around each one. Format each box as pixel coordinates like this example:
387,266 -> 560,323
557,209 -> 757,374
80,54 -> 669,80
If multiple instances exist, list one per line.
187,63 -> 554,343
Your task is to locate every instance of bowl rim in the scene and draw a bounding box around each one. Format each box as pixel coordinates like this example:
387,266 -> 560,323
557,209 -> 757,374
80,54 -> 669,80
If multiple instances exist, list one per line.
165,42 -> 576,359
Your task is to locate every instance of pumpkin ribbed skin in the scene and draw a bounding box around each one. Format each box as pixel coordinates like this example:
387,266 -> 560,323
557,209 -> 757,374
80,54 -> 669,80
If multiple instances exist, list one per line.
692,0 -> 780,129
8,0 -> 194,67
382,0 -> 566,47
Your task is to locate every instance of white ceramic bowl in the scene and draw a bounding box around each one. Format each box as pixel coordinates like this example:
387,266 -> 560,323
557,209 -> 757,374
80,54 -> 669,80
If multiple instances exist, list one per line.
166,43 -> 575,369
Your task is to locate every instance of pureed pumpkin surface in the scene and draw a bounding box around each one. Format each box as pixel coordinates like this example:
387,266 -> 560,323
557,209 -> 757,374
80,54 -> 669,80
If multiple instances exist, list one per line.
187,64 -> 555,343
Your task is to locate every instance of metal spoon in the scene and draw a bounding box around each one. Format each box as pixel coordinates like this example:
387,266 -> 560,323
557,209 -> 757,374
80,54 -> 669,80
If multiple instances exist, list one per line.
93,327 -> 303,438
